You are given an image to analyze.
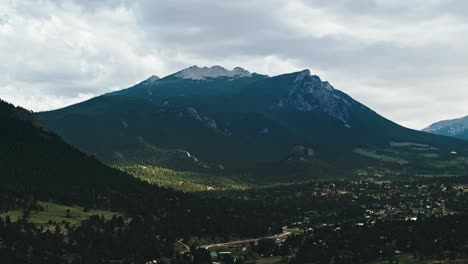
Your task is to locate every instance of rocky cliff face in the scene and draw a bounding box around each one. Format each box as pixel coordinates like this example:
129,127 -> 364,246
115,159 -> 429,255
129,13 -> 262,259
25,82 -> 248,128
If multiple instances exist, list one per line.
276,70 -> 353,125
174,65 -> 253,80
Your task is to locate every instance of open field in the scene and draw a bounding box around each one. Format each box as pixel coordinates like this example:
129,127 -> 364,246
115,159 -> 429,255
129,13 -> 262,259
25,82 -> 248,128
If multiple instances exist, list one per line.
389,142 -> 431,148
354,148 -> 409,165
354,141 -> 468,178
0,201 -> 119,227
419,153 -> 440,158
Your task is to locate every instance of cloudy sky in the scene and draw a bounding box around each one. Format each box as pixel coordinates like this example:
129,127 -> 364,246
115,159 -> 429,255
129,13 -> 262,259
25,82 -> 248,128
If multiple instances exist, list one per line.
1,0 -> 468,129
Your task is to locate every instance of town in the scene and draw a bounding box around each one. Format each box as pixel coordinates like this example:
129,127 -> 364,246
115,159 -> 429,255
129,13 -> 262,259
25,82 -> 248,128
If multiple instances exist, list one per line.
170,177 -> 468,264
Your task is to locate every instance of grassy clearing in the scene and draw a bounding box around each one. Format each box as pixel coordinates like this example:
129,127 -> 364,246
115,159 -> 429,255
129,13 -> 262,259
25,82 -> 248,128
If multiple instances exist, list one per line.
0,201 -> 119,228
416,174 -> 457,178
411,147 -> 438,151
255,256 -> 287,264
389,142 -> 430,148
419,153 -> 440,158
428,157 -> 468,169
120,165 -> 251,192
354,148 -> 409,165
355,144 -> 468,178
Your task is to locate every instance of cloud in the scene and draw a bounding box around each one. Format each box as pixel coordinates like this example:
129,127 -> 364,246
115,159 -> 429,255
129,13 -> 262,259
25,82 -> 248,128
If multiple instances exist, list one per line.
0,0 -> 167,110
1,0 -> 468,129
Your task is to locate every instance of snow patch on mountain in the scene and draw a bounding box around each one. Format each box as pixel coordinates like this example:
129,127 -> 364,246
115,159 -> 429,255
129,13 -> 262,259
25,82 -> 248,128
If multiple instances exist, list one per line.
423,115 -> 468,137
174,65 -> 252,80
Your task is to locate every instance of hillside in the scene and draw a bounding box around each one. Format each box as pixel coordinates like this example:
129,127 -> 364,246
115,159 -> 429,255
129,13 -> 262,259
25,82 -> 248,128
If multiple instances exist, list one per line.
0,98 -> 286,262
0,99 -> 161,209
423,115 -> 468,140
39,66 -> 468,181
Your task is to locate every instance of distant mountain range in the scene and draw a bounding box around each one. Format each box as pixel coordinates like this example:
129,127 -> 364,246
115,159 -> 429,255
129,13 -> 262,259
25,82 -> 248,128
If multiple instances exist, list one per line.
423,116 -> 468,140
39,66 -> 468,181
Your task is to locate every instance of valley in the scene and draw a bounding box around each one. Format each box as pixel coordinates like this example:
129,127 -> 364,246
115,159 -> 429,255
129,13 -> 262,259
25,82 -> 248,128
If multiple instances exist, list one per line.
3,0 -> 468,263
2,67 -> 468,263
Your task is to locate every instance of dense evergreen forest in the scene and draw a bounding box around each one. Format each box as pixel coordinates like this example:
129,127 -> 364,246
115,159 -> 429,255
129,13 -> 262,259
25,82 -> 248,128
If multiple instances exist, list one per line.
3,97 -> 468,264
0,100 -> 285,263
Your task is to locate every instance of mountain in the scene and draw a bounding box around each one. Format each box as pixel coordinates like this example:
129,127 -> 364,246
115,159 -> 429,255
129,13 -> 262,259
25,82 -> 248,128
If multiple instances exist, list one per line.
0,99 -> 161,207
423,116 -> 468,140
0,97 -> 284,227
0,98 -> 288,262
39,66 -> 468,181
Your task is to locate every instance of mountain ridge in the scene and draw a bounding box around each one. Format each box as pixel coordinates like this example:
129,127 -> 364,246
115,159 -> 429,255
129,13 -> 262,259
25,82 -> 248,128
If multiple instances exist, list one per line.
39,66 -> 468,181
173,65 -> 254,80
423,115 -> 468,140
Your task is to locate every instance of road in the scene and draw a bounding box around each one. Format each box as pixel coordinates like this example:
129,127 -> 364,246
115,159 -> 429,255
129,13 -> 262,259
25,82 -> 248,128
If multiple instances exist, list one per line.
200,229 -> 291,249
176,227 -> 292,252
177,239 -> 191,253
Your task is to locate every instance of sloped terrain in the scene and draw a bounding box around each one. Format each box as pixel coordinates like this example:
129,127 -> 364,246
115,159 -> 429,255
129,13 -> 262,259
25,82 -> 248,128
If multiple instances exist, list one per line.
423,115 -> 468,140
39,66 -> 468,181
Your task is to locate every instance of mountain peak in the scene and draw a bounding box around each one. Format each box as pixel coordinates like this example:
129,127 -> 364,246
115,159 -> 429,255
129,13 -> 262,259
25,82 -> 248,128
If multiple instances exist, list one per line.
174,65 -> 252,80
143,75 -> 160,84
300,69 -> 311,75
294,69 -> 312,83
277,69 -> 351,123
291,69 -> 334,91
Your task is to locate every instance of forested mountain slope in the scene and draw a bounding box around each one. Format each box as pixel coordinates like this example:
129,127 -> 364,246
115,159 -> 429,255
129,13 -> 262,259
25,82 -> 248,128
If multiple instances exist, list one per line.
0,98 -> 285,262
40,66 -> 468,180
